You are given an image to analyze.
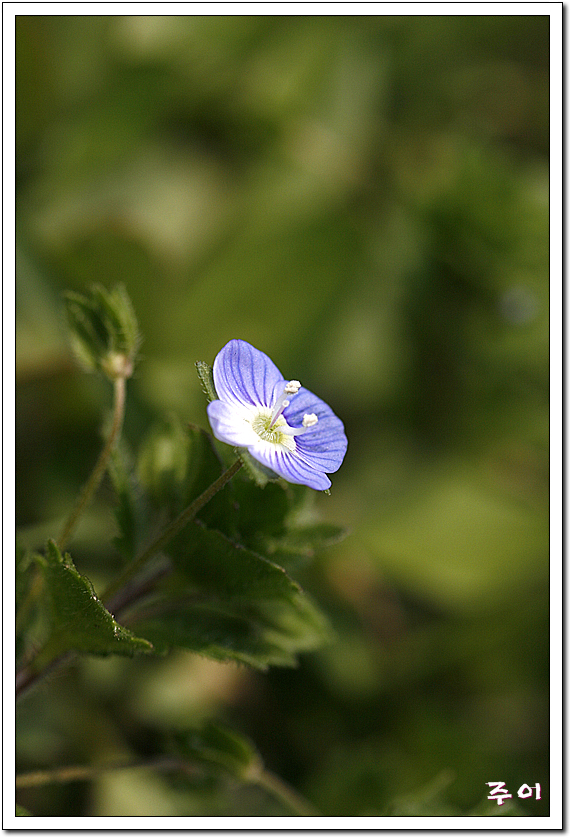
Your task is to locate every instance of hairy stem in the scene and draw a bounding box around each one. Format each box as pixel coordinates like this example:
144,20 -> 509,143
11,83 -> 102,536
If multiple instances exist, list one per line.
16,756 -> 320,816
101,458 -> 242,606
15,757 -> 198,789
57,376 -> 127,552
16,459 -> 243,703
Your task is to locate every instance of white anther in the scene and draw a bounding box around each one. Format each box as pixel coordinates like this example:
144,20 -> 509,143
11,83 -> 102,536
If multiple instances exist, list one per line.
302,413 -> 318,428
285,380 -> 301,395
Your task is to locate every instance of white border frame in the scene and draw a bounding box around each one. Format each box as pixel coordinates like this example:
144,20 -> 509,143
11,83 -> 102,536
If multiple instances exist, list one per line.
5,3 -> 563,830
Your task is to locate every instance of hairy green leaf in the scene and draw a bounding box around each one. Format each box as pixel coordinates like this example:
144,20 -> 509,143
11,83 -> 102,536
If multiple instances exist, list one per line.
195,360 -> 218,403
168,522 -> 299,601
108,446 -> 149,561
39,540 -> 153,658
138,418 -> 224,517
131,595 -> 326,669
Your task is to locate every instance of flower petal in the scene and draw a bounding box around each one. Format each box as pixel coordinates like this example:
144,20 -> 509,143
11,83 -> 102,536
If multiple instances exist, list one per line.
213,339 -> 284,410
283,388 -> 348,473
248,440 -> 332,491
207,400 -> 259,447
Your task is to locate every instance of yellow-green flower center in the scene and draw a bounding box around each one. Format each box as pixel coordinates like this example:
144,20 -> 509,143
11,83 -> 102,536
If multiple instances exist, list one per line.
251,411 -> 296,451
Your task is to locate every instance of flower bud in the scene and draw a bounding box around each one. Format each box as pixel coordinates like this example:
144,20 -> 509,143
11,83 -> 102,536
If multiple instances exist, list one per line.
64,284 -> 140,380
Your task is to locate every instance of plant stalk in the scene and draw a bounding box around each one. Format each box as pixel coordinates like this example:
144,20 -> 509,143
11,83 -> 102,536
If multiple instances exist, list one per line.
16,756 -> 320,816
15,757 -> 198,789
57,376 -> 127,552
252,766 -> 320,817
101,458 -> 242,606
16,459 -> 243,703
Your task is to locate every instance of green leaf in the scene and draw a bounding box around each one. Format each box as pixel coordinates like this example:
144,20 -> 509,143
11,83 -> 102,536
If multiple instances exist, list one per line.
132,419 -> 336,669
131,582 -> 331,670
169,521 -> 299,601
138,418 -> 223,517
195,360 -> 218,403
39,540 -> 153,659
174,722 -> 261,780
254,590 -> 332,653
108,446 -> 150,561
235,448 -> 280,487
132,598 -> 312,669
16,540 -> 33,614
16,543 -> 48,661
92,283 -> 139,360
219,479 -> 292,545
266,523 -> 348,569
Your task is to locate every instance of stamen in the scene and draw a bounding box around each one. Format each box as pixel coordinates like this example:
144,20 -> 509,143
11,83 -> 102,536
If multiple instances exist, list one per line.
281,413 -> 319,436
285,380 -> 301,395
302,413 -> 318,428
270,380 -> 301,425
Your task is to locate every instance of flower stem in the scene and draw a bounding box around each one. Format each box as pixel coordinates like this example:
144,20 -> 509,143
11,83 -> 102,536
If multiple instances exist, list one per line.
101,458 -> 243,607
57,376 -> 127,552
16,756 -> 320,816
16,458 -> 243,703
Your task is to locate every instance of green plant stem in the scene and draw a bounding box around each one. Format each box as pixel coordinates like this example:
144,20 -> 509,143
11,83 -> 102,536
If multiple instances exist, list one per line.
15,651 -> 75,702
16,757 -> 320,816
101,458 -> 243,607
16,458 -> 243,703
15,757 -> 198,789
57,376 -> 127,552
252,766 -> 320,816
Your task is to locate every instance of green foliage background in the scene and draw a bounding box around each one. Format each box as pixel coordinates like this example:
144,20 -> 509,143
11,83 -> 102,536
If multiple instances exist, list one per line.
16,14 -> 549,817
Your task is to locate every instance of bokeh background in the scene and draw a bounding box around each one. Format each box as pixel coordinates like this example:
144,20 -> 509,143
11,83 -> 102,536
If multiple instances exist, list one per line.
16,14 -> 550,817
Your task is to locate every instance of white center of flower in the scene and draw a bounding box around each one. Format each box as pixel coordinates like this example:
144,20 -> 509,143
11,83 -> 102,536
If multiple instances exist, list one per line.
250,380 -> 318,451
251,410 -> 296,451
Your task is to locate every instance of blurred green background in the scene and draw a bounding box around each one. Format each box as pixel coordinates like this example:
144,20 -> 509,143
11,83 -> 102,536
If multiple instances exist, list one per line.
16,14 -> 549,817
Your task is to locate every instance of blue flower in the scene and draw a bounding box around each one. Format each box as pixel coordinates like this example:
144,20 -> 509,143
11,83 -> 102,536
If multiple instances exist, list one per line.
207,340 -> 348,491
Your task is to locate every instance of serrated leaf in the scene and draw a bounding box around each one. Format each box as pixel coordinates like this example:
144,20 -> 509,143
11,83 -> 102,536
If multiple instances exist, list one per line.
132,598 -> 310,669
129,578 -> 331,670
39,540 -> 153,659
168,521 -> 299,601
266,523 -> 348,569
